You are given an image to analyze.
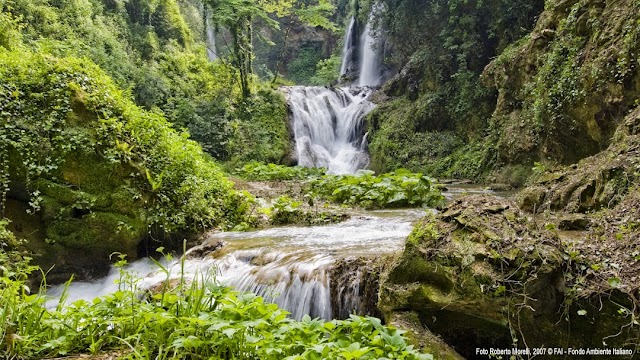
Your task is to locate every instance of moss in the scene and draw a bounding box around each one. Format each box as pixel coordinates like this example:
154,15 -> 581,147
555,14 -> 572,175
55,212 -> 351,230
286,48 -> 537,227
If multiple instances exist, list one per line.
387,312 -> 465,360
486,0 -> 640,166
45,212 -> 145,252
227,89 -> 291,165
0,50 -> 254,281
388,253 -> 454,291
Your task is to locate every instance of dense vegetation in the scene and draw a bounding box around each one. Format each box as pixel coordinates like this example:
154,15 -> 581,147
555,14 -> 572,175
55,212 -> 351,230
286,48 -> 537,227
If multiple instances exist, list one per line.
234,162 -> 326,181
367,0 -> 545,183
307,170 -> 444,209
0,48 -> 257,278
0,0 -> 291,163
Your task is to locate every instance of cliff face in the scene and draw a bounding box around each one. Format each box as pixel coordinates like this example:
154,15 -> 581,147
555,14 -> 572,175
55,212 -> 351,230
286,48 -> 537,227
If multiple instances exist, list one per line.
484,0 -> 640,166
378,1 -> 640,355
367,0 -> 544,182
370,0 -> 639,183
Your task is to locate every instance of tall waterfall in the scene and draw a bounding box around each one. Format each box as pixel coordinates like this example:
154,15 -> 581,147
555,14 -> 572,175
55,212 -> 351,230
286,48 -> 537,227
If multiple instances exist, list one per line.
285,86 -> 373,174
205,13 -> 217,61
357,14 -> 382,87
339,17 -> 357,77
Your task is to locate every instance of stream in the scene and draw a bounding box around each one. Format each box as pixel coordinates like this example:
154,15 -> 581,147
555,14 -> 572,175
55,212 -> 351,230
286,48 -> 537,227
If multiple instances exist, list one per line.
47,187 -> 498,320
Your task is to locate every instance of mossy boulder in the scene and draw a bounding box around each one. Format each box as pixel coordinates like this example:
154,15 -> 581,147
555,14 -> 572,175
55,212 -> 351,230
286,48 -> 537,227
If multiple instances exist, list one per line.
0,50 -> 253,281
380,195 -> 639,358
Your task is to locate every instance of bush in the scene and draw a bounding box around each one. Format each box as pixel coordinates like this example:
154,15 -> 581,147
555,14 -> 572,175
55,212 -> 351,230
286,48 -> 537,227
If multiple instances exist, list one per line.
306,169 -> 444,209
0,49 -> 254,274
226,89 -> 292,165
234,162 -> 326,181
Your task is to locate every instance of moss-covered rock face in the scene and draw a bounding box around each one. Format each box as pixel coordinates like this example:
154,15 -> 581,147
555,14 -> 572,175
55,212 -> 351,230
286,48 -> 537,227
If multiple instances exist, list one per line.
0,50 -> 253,281
519,106 -> 640,214
365,0 -> 544,181
380,195 -> 639,358
485,0 -> 640,166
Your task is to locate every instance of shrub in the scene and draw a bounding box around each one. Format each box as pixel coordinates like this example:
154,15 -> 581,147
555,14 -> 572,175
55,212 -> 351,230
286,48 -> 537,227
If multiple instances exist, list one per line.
234,162 -> 326,181
306,169 -> 444,209
0,49 -> 253,251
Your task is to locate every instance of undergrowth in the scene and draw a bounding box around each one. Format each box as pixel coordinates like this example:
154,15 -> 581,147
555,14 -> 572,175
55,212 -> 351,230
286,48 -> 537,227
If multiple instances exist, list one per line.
0,228 -> 433,359
306,169 -> 444,209
233,162 -> 326,181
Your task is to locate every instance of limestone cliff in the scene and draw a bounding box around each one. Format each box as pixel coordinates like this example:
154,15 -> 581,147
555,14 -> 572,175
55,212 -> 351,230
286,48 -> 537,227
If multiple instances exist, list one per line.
484,0 -> 640,166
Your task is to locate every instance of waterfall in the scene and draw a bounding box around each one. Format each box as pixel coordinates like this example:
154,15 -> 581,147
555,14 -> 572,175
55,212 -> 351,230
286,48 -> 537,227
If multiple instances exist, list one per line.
48,210 -> 426,321
285,86 -> 374,174
205,12 -> 217,61
339,17 -> 357,77
214,250 -> 334,320
357,11 -> 382,87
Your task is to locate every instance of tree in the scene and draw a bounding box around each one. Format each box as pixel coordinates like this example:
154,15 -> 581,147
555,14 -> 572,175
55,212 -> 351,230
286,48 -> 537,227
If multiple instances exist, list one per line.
204,0 -> 337,94
204,0 -> 277,98
270,0 -> 337,84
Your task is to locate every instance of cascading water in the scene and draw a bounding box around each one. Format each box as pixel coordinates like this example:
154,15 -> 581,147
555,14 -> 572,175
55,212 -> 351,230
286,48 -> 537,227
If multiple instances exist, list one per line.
357,14 -> 382,87
48,210 -> 426,320
47,187 -> 498,320
285,7 -> 385,174
339,17 -> 357,78
205,12 -> 217,61
285,86 -> 374,174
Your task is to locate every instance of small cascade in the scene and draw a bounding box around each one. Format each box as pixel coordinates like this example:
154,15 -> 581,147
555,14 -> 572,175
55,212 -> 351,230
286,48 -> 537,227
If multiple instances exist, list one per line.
339,17 -> 357,78
357,10 -> 383,86
213,250 -> 334,320
49,210 -> 425,321
285,86 -> 374,174
205,12 -> 217,61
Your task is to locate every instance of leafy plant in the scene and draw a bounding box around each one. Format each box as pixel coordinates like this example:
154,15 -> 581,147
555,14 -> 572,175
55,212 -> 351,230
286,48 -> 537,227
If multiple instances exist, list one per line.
234,162 -> 326,181
306,169 -> 444,209
0,244 -> 433,359
270,195 -> 302,224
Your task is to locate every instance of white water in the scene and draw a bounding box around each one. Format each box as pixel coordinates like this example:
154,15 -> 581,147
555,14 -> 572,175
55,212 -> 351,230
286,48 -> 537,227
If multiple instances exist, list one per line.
205,12 -> 217,61
357,12 -> 382,87
339,17 -> 357,77
285,86 -> 374,174
47,210 -> 426,320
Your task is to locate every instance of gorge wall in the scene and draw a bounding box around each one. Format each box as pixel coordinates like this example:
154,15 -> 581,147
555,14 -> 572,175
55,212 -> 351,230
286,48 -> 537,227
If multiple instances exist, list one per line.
367,0 -> 639,185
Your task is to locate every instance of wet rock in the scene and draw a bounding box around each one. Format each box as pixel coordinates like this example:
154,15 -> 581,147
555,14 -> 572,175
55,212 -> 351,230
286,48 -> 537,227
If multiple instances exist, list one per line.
388,312 -> 464,360
185,239 -> 225,259
558,214 -> 591,230
380,194 -> 639,358
516,185 -> 546,213
330,257 -> 384,320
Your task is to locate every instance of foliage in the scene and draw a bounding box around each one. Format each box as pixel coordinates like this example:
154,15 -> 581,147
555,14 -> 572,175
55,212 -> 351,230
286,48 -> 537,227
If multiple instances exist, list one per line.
234,162 -> 326,181
0,49 -> 253,236
264,0 -> 337,84
306,169 -> 444,209
0,0 -> 226,158
226,89 -> 291,165
1,252 -> 432,359
0,0 -> 293,163
286,45 -> 325,85
205,0 -> 337,93
487,0 -> 640,164
310,55 -> 341,86
369,0 -> 544,177
269,195 -> 303,224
